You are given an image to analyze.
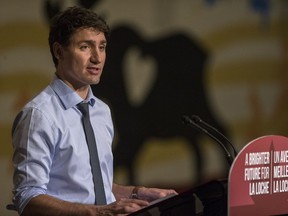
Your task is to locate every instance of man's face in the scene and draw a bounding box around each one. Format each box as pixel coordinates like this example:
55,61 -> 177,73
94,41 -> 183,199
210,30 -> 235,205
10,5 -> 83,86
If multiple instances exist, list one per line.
56,28 -> 107,90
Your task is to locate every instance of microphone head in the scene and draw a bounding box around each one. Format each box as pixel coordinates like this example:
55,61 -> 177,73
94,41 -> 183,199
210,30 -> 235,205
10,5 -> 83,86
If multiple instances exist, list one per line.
190,115 -> 202,123
182,115 -> 192,125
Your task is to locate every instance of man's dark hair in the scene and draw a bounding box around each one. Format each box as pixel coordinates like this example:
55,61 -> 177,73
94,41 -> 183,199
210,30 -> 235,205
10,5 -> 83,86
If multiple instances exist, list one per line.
48,6 -> 110,66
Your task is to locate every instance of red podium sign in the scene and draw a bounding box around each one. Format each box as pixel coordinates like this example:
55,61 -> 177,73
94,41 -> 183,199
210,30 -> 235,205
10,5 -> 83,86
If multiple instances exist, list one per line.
228,135 -> 288,215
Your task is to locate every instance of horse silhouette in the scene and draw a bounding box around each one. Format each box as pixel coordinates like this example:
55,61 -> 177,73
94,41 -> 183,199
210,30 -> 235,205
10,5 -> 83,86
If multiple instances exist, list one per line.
93,26 -> 227,185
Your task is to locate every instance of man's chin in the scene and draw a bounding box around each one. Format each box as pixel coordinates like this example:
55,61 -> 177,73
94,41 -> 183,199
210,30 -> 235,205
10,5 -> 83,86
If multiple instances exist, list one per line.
90,78 -> 101,86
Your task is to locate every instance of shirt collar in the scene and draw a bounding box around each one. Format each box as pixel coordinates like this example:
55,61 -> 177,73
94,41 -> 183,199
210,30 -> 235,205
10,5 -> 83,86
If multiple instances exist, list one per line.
50,75 -> 95,109
84,88 -> 96,106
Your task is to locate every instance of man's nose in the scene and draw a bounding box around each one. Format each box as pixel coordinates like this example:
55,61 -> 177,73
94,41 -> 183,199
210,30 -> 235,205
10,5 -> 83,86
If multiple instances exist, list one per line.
90,49 -> 101,63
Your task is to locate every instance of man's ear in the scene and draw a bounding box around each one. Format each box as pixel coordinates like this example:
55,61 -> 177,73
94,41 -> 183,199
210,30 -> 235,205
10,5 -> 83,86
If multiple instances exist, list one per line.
53,42 -> 63,60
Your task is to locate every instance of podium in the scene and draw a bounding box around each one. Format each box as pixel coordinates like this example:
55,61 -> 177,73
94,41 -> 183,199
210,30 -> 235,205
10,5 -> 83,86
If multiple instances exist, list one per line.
129,135 -> 288,215
129,179 -> 227,216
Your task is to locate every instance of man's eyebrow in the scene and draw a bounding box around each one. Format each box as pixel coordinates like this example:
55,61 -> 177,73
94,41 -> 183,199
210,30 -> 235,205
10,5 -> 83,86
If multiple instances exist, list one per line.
79,40 -> 107,44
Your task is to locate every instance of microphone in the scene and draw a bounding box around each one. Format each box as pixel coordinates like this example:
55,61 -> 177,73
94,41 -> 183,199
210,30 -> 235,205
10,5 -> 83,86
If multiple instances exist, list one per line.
182,115 -> 234,166
190,115 -> 237,158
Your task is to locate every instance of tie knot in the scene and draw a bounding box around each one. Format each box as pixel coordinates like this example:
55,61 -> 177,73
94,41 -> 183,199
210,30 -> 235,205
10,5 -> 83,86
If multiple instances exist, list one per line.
78,102 -> 89,116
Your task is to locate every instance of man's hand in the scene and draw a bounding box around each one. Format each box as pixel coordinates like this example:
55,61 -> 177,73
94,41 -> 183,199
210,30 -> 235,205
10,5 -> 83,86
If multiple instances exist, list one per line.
21,194 -> 149,216
137,187 -> 178,202
93,198 -> 149,215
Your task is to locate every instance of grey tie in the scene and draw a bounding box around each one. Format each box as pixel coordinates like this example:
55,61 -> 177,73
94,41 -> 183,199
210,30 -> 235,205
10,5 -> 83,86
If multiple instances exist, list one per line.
78,102 -> 107,205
